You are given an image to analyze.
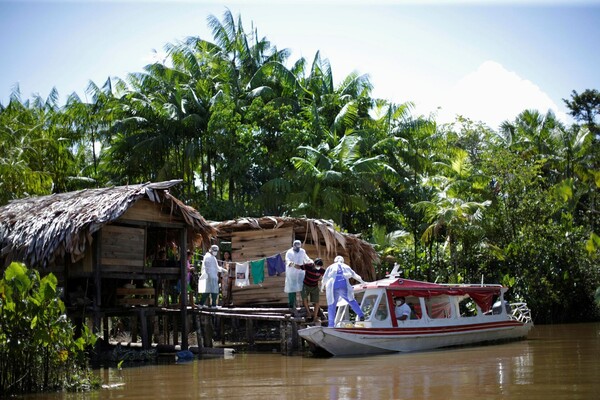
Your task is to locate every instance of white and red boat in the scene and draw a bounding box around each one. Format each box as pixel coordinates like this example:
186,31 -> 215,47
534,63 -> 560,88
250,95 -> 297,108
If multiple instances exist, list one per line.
298,265 -> 533,356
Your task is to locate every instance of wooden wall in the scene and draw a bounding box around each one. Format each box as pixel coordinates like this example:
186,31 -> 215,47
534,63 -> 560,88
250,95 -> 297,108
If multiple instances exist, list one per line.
120,199 -> 182,224
99,225 -> 145,273
229,226 -> 291,306
228,227 -> 349,307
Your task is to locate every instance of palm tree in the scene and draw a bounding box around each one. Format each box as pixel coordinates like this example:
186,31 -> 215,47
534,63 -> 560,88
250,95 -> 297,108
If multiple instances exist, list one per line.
413,149 -> 492,281
0,88 -> 70,202
62,78 -> 117,182
289,132 -> 388,227
498,109 -> 561,161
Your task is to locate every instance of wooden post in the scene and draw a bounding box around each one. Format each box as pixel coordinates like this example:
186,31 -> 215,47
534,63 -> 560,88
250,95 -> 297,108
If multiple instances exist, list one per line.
282,314 -> 294,356
201,314 -> 213,348
162,315 -> 168,344
291,319 -> 299,352
93,231 -> 102,336
173,314 -> 179,345
280,319 -> 287,355
131,315 -> 138,343
180,228 -> 189,350
246,319 -> 255,350
220,317 -> 226,345
153,314 -> 160,344
102,316 -> 109,342
139,309 -> 149,349
194,314 -> 204,350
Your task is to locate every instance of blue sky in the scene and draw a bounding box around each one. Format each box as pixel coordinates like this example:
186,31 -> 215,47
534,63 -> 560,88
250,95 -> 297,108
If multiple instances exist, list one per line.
1,0 -> 599,130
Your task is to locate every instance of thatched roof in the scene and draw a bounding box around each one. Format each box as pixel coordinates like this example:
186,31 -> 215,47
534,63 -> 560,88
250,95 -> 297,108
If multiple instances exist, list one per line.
212,216 -> 379,280
0,180 -> 216,269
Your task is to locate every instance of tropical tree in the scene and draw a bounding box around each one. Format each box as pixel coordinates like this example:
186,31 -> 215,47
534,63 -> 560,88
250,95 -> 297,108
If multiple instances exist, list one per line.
563,88 -> 600,139
289,133 -> 387,226
413,148 -> 492,282
62,78 -> 118,185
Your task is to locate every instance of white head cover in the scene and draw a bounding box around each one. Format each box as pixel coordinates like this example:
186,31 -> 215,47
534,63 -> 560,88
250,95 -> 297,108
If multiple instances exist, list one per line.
334,256 -> 344,264
210,244 -> 219,252
293,240 -> 301,248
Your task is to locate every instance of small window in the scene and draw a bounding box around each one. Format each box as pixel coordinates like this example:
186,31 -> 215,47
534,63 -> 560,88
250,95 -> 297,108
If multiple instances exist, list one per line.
406,299 -> 421,319
425,296 -> 452,319
374,299 -> 389,321
459,297 -> 478,317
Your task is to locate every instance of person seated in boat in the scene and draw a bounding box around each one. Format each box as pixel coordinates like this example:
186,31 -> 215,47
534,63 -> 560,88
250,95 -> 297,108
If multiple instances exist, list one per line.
395,297 -> 412,321
321,256 -> 366,327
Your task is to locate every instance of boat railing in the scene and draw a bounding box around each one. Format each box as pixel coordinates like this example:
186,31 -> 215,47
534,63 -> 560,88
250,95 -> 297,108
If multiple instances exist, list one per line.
509,302 -> 533,324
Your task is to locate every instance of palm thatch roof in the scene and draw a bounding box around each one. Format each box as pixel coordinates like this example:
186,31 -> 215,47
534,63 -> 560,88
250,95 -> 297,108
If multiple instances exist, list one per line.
0,180 -> 216,269
212,216 -> 379,280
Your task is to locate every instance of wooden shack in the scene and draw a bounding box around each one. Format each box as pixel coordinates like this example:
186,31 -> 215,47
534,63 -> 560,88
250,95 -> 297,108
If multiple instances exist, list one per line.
0,180 -> 216,350
212,217 -> 379,307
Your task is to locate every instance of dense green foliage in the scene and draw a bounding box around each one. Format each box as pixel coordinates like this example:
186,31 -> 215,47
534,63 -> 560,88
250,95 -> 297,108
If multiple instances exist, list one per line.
1,10 -> 599,323
0,263 -> 99,396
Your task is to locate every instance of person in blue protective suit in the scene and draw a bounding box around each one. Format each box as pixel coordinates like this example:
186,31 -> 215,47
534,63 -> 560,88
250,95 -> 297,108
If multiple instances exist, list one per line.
284,240 -> 309,313
321,256 -> 366,327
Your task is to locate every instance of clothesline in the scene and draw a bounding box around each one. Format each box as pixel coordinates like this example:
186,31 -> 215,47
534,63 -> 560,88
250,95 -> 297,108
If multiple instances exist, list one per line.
208,252 -> 289,288
215,250 -> 288,267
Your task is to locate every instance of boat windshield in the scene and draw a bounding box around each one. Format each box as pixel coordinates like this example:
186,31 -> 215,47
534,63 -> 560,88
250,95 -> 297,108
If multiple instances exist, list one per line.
360,294 -> 379,319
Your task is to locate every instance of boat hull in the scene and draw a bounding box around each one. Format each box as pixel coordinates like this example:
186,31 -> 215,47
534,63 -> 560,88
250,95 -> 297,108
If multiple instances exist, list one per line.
299,321 -> 533,356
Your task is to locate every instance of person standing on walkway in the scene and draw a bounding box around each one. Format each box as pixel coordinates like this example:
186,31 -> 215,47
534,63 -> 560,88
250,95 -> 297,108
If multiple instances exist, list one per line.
298,258 -> 326,323
322,256 -> 365,327
221,251 -> 235,306
198,244 -> 227,307
284,240 -> 309,313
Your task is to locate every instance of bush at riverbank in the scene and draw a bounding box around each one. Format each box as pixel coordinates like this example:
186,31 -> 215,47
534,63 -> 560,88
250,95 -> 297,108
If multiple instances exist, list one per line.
0,263 -> 100,396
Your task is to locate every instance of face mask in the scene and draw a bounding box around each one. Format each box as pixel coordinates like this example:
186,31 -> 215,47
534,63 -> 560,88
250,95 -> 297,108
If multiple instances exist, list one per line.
315,266 -> 321,270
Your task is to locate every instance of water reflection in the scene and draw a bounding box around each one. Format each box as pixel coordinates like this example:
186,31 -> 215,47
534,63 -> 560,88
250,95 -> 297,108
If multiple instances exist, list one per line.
21,323 -> 600,400
320,341 -> 535,400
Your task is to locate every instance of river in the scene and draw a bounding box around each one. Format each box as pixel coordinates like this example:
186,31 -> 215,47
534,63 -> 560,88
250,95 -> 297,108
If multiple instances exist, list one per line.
22,323 -> 600,399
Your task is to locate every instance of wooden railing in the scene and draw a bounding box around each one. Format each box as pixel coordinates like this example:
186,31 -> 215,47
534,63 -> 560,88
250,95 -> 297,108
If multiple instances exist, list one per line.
116,287 -> 156,306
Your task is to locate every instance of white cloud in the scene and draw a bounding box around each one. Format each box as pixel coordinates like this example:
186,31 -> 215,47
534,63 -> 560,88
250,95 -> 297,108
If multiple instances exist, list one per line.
415,61 -> 567,130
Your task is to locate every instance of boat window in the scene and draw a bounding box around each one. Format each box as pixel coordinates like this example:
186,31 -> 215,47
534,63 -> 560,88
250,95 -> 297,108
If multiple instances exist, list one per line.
491,297 -> 511,315
459,297 -> 478,317
406,298 -> 421,319
374,298 -> 389,321
360,294 -> 378,319
424,296 -> 452,319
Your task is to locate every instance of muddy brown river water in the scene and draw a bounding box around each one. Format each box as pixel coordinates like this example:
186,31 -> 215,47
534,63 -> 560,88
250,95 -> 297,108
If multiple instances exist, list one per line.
22,322 -> 600,399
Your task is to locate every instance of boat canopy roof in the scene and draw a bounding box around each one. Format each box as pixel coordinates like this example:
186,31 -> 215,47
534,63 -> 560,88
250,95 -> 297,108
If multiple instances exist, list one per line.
356,277 -> 505,313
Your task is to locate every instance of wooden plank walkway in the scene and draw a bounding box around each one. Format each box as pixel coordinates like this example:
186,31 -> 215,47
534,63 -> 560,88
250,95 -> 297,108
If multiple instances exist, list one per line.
90,305 -> 326,356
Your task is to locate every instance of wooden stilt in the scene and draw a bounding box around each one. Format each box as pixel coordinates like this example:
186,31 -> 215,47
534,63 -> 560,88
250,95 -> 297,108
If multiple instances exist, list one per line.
246,319 -> 255,350
173,314 -> 179,345
139,309 -> 149,349
201,315 -> 213,348
291,319 -> 299,352
131,315 -> 138,343
194,315 -> 204,350
162,315 -> 168,344
102,316 -> 109,341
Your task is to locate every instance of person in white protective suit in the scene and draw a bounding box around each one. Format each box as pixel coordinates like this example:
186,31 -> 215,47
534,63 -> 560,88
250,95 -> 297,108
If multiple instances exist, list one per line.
321,256 -> 366,327
198,244 -> 227,307
284,240 -> 309,312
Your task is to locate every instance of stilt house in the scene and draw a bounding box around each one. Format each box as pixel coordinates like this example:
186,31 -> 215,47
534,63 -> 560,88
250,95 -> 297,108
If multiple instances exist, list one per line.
0,180 -> 216,349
